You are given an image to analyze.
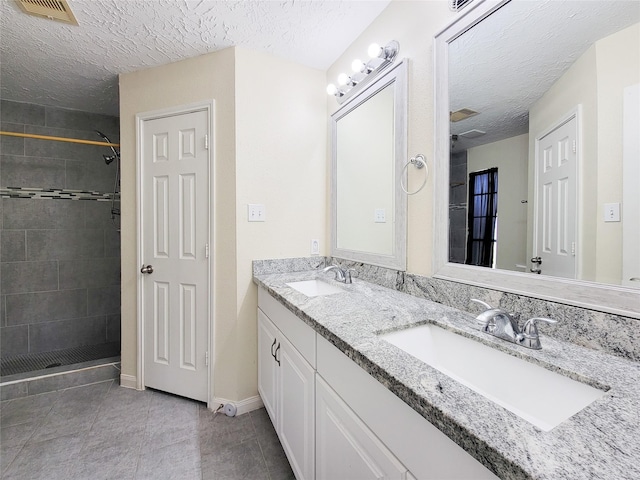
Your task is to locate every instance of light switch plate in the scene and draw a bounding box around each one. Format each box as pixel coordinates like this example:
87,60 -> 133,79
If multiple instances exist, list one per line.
248,204 -> 265,222
603,203 -> 620,222
374,208 -> 386,223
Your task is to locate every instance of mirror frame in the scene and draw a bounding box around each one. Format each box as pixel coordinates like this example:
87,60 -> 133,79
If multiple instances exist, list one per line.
433,0 -> 639,319
331,59 -> 408,271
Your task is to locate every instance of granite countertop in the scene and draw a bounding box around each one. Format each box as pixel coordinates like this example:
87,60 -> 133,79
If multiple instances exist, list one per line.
253,269 -> 640,480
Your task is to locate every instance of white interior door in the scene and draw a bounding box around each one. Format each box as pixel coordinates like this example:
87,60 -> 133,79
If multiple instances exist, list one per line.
140,108 -> 209,402
534,114 -> 578,279
622,83 -> 640,288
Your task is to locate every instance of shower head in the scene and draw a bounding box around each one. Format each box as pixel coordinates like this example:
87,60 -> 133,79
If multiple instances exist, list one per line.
95,130 -> 110,143
96,130 -> 120,164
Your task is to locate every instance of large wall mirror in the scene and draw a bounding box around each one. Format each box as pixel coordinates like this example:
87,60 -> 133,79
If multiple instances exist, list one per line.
434,0 -> 639,318
331,60 -> 408,270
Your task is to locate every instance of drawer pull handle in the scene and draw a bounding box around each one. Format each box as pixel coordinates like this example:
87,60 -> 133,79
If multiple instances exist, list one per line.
274,343 -> 281,366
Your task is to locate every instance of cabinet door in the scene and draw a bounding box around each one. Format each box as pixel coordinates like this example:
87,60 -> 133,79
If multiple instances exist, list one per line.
278,334 -> 316,480
258,309 -> 279,423
316,376 -> 407,480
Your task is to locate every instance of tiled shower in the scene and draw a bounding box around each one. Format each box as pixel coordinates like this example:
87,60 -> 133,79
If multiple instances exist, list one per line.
449,150 -> 467,264
0,99 -> 121,379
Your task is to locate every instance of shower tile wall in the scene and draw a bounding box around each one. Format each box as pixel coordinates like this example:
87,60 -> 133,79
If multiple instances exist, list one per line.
449,151 -> 467,264
0,99 -> 120,358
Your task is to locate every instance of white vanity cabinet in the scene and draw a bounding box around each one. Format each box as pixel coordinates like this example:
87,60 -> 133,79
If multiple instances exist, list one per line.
316,375 -> 407,479
257,309 -> 279,422
257,290 -> 315,480
257,287 -> 498,480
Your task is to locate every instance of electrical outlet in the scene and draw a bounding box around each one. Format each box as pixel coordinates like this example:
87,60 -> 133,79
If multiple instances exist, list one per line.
311,239 -> 320,255
248,204 -> 265,222
374,208 -> 386,223
603,203 -> 620,222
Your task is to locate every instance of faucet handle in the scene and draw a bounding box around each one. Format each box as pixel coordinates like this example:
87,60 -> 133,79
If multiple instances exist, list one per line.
519,317 -> 557,349
470,299 -> 497,327
521,317 -> 557,337
470,298 -> 493,310
322,265 -> 346,282
521,317 -> 558,340
345,268 -> 358,284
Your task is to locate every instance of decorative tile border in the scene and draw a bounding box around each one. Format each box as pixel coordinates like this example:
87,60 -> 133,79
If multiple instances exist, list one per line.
1,187 -> 119,202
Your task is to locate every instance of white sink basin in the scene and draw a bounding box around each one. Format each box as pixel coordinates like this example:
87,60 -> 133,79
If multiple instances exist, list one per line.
380,323 -> 607,431
286,280 -> 344,297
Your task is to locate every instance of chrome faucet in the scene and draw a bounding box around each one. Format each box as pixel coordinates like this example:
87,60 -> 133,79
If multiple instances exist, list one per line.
322,265 -> 357,284
470,299 -> 557,350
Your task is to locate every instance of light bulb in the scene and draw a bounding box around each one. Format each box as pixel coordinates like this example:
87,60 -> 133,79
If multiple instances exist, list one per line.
351,59 -> 365,73
368,43 -> 382,59
326,84 -> 338,95
337,73 -> 349,86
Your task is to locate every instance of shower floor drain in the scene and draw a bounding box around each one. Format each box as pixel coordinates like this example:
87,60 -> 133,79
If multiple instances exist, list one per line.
0,343 -> 120,377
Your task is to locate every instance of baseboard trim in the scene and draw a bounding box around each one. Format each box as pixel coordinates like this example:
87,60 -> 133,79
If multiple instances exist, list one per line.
120,374 -> 138,389
212,394 -> 264,416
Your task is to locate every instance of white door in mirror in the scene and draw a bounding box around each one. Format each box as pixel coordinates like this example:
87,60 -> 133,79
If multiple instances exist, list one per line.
534,112 -> 578,279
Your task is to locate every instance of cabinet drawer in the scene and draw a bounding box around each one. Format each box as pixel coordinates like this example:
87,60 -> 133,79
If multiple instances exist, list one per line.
258,287 -> 316,367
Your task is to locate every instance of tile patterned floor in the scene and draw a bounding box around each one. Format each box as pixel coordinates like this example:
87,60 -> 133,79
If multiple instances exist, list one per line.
0,380 -> 295,480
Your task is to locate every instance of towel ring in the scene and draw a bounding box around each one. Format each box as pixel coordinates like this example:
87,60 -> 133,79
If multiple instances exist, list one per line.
400,154 -> 428,195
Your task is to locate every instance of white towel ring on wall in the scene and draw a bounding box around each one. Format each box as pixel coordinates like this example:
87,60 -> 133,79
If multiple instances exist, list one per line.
400,154 -> 428,195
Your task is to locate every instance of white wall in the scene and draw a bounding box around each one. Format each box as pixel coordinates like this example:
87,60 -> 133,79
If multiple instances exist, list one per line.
327,0 -> 455,275
234,48 -> 326,401
594,23 -> 640,284
119,47 -> 326,402
467,134 -> 529,271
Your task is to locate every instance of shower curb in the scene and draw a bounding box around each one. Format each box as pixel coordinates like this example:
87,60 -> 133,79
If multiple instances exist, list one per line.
0,361 -> 120,401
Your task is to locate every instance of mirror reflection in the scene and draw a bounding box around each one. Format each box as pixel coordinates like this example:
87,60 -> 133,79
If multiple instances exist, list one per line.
447,0 -> 640,287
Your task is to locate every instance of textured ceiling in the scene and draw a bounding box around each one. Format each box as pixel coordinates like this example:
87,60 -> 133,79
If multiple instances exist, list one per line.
449,0 -> 640,153
0,0 -> 391,116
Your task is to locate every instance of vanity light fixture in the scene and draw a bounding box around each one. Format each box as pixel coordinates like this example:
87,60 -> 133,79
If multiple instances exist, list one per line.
327,40 -> 400,104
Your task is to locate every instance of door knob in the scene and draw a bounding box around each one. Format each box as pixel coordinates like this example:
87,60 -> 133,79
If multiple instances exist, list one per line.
140,265 -> 154,274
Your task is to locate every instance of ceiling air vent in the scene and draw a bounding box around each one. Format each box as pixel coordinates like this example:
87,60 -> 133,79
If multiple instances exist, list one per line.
449,0 -> 474,12
450,108 -> 479,123
15,0 -> 78,25
459,129 -> 486,139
